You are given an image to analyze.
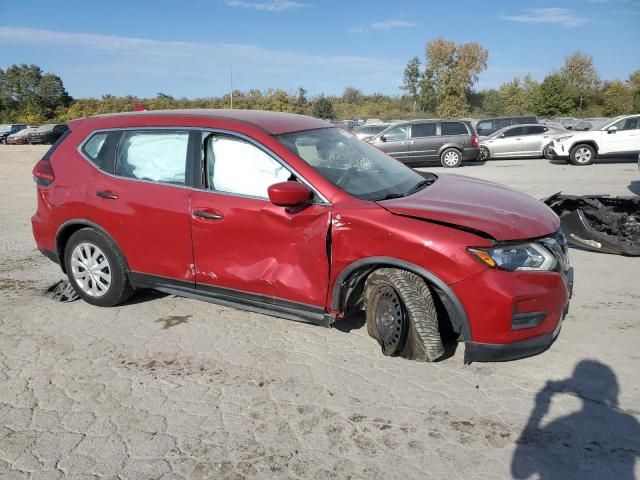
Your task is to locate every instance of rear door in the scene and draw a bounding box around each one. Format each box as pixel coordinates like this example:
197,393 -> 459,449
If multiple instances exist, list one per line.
85,129 -> 195,283
407,122 -> 438,164
522,125 -> 549,155
374,125 -> 410,162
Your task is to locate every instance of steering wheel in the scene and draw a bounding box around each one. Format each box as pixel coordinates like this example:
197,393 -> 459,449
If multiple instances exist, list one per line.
334,167 -> 357,188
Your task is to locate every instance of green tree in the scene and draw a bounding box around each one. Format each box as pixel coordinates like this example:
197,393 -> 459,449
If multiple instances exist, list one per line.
480,89 -> 504,116
533,74 -> 574,117
628,70 -> 640,113
413,38 -> 488,116
560,51 -> 600,111
401,56 -> 421,110
311,94 -> 334,119
602,80 -> 632,116
342,87 -> 363,104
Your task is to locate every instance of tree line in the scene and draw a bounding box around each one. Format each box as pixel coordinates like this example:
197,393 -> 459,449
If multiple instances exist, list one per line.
1,39 -> 639,124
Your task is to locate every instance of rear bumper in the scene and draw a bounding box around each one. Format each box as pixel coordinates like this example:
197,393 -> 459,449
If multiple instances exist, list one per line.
463,147 -> 480,160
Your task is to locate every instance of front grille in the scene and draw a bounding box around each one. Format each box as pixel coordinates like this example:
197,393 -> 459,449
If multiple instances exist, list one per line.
541,232 -> 570,272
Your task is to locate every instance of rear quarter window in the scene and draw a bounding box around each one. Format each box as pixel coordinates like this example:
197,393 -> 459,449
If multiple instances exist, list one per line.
80,131 -> 121,172
441,122 -> 468,136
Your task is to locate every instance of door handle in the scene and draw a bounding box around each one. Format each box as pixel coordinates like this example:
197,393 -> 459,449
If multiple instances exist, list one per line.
193,210 -> 223,220
96,190 -> 118,200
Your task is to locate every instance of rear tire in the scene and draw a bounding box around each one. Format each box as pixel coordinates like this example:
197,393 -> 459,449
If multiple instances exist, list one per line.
478,146 -> 490,161
64,228 -> 134,307
440,148 -> 463,168
364,268 -> 444,362
570,144 -> 595,165
543,144 -> 554,160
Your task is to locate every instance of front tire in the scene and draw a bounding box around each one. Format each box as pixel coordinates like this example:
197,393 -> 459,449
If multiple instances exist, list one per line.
570,144 -> 595,165
364,268 -> 444,362
64,228 -> 134,307
543,144 -> 554,160
440,148 -> 463,168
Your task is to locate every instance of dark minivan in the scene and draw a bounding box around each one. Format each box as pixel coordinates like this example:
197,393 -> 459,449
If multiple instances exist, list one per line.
27,124 -> 69,145
370,120 -> 479,168
476,116 -> 537,137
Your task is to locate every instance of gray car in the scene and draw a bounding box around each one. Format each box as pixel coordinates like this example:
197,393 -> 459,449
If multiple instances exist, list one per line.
478,124 -> 567,160
370,119 -> 479,168
353,123 -> 391,141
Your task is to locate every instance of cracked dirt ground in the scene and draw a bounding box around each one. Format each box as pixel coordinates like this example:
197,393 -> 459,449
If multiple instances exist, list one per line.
1,145 -> 639,479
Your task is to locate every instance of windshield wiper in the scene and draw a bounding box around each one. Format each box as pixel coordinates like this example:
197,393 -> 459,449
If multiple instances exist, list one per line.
405,179 -> 434,196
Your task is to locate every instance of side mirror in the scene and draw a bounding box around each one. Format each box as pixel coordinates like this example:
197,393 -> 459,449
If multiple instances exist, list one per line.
607,126 -> 617,134
268,182 -> 312,208
379,135 -> 387,143
499,133 -> 506,138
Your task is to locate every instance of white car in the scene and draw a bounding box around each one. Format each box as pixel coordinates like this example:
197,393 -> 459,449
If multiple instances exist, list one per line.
549,114 -> 640,165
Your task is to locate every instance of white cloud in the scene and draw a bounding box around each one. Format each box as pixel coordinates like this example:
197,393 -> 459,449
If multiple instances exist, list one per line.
224,0 -> 307,11
349,20 -> 416,34
0,26 -> 401,94
500,8 -> 590,28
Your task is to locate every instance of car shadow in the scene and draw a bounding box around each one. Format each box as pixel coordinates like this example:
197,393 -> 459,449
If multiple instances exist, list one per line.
120,289 -> 169,306
548,155 -> 639,166
628,180 -> 640,196
511,360 -> 640,480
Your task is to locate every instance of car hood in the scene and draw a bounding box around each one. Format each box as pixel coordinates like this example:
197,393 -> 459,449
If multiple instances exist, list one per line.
377,174 -> 560,241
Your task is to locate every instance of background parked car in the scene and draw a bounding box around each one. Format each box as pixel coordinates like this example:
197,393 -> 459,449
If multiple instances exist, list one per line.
27,124 -> 69,145
553,117 -> 581,130
6,126 -> 37,145
571,118 -> 610,131
479,124 -> 567,160
371,119 -> 479,168
550,114 -> 640,165
353,123 -> 391,141
0,124 -> 27,144
475,116 -> 537,137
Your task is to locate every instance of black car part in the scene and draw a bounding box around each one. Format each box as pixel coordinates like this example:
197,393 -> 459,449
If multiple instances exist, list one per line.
543,193 -> 640,256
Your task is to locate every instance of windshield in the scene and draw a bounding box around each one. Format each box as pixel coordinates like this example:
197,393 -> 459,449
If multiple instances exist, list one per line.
0,124 -> 10,132
36,124 -> 56,132
277,127 -> 432,201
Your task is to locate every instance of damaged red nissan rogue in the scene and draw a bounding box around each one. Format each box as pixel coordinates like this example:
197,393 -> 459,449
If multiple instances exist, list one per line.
32,110 -> 573,362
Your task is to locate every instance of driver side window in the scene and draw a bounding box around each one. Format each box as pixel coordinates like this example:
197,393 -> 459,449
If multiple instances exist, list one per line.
205,135 -> 292,199
383,126 -> 408,142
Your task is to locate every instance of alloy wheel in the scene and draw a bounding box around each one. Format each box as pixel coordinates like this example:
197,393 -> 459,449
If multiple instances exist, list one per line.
574,147 -> 592,164
70,242 -> 112,297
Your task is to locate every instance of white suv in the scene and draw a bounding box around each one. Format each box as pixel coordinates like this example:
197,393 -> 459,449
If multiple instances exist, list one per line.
550,114 -> 640,165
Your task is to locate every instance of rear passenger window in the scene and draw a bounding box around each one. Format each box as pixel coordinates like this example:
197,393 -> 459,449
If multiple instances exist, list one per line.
116,131 -> 189,185
411,123 -> 437,138
441,122 -> 468,136
503,127 -> 526,137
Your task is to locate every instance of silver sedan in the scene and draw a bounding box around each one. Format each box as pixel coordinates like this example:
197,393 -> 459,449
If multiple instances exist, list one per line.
478,124 -> 567,160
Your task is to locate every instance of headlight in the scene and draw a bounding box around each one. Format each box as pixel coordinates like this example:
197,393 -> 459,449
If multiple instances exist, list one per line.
555,135 -> 573,142
468,243 -> 557,271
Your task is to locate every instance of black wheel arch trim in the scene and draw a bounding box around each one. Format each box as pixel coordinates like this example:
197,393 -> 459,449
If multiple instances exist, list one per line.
331,257 -> 472,341
55,219 -> 131,276
569,140 -> 599,155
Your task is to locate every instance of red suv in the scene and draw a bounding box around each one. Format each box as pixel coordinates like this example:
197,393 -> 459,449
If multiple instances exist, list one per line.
32,110 -> 573,363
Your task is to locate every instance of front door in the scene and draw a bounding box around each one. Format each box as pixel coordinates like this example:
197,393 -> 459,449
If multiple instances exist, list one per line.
600,116 -> 640,154
374,125 -> 410,162
189,133 -> 332,310
86,129 -> 195,283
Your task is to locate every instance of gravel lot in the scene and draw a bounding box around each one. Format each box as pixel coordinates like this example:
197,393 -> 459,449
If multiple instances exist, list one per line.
1,145 -> 639,479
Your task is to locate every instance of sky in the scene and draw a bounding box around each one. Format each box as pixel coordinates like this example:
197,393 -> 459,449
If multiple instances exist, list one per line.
0,0 -> 638,99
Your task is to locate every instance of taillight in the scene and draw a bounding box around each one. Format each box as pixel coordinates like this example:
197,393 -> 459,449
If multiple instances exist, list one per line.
471,135 -> 479,148
33,159 -> 55,186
